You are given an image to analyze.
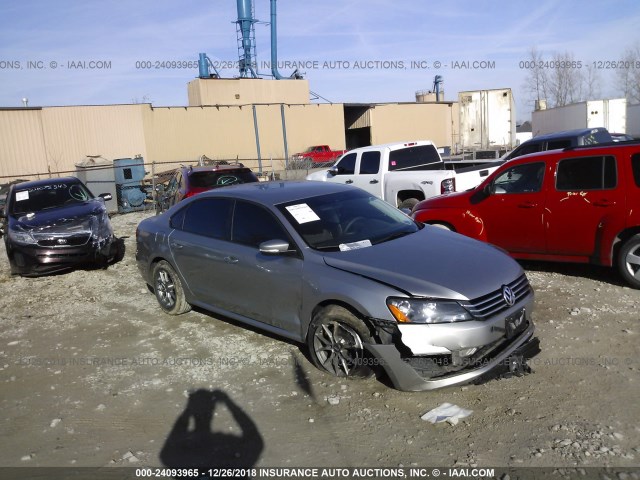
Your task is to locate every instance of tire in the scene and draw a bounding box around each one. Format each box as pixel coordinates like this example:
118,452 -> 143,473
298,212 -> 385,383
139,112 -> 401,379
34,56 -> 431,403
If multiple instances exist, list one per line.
108,237 -> 125,264
429,222 -> 453,231
306,305 -> 374,379
617,235 -> 640,289
152,260 -> 191,315
398,198 -> 419,211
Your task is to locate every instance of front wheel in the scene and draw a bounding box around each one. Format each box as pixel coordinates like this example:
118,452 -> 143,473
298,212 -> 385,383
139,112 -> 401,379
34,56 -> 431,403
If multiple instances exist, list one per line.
152,260 -> 191,314
307,305 -> 374,379
618,235 -> 640,289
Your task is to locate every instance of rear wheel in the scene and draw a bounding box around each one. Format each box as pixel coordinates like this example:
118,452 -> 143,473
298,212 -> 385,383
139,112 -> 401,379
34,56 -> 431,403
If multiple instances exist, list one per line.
152,260 -> 191,314
429,222 -> 453,231
398,198 -> 419,211
618,235 -> 640,289
307,305 -> 374,378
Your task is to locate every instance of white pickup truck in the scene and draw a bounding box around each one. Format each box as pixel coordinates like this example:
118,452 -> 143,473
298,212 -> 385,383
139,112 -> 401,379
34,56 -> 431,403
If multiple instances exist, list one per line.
306,141 -> 503,209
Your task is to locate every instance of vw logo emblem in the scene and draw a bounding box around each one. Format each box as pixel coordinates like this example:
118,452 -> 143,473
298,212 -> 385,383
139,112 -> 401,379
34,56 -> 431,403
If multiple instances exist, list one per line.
56,238 -> 68,245
502,285 -> 516,306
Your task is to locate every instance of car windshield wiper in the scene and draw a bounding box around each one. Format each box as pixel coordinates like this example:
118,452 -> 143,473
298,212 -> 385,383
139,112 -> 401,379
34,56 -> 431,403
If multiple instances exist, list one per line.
374,230 -> 414,245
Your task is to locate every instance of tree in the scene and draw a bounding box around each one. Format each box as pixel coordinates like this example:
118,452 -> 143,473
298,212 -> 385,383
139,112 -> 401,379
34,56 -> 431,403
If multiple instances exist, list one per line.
616,43 -> 640,103
522,48 -> 549,109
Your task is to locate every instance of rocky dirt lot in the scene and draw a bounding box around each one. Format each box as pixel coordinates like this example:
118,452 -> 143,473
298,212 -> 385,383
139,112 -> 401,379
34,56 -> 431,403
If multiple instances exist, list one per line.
0,209 -> 638,473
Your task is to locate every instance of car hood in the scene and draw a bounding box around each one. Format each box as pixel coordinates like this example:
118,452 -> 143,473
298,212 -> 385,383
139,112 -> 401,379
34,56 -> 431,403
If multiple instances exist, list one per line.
415,190 -> 472,210
321,227 -> 523,300
11,200 -> 108,231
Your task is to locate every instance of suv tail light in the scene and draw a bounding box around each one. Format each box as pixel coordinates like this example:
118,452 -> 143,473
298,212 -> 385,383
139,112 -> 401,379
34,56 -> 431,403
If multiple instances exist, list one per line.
441,178 -> 455,194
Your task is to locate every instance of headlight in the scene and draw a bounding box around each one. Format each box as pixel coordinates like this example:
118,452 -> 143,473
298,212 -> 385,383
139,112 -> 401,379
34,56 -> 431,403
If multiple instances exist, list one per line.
387,298 -> 473,324
8,227 -> 37,245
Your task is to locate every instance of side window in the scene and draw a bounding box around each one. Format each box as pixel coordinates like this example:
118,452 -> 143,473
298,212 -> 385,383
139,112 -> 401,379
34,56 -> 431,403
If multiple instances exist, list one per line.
547,140 -> 571,150
632,153 -> 640,188
335,153 -> 356,175
359,151 -> 381,174
232,201 -> 290,248
556,156 -> 617,191
493,162 -> 545,194
170,207 -> 186,229
181,198 -> 233,239
508,142 -> 542,159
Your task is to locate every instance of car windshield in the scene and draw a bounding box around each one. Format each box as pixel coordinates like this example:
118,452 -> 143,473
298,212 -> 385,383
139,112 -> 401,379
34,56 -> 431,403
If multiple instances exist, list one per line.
189,170 -> 257,188
10,182 -> 93,215
277,189 -> 420,251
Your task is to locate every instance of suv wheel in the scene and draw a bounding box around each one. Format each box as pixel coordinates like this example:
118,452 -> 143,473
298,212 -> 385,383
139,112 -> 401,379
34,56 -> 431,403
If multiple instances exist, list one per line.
618,234 -> 640,289
307,305 -> 374,378
152,260 -> 191,314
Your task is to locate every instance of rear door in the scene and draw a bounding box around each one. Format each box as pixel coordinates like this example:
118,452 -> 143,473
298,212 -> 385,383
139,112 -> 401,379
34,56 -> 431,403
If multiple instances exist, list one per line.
545,154 -> 625,256
168,198 -> 234,305
476,161 -> 547,253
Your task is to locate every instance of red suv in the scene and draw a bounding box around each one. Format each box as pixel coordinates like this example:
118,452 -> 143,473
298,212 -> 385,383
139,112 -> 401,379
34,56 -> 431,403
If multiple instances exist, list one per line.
412,142 -> 640,288
156,164 -> 259,213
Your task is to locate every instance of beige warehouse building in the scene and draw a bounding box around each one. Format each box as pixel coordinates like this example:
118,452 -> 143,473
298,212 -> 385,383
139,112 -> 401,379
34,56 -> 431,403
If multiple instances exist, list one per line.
0,78 -> 460,181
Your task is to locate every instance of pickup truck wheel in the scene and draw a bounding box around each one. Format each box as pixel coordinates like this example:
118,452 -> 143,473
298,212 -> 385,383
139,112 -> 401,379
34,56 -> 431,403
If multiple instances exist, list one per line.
618,235 -> 640,289
152,260 -> 191,315
429,222 -> 453,231
307,305 -> 374,379
398,198 -> 419,210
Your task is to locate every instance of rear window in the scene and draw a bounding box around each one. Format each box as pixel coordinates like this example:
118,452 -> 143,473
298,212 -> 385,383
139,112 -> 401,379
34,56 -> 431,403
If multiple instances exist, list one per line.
582,129 -> 612,145
181,198 -> 233,239
388,145 -> 441,171
188,170 -> 257,188
556,156 -> 617,191
359,151 -> 381,174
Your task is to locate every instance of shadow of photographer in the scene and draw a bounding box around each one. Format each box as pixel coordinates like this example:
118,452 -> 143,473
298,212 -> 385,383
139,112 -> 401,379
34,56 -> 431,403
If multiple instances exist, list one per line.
160,389 -> 263,472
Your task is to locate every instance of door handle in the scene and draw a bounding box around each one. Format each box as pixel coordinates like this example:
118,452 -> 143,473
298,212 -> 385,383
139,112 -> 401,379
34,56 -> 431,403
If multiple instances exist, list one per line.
518,202 -> 537,208
345,180 -> 353,184
369,179 -> 379,184
593,199 -> 616,207
224,256 -> 239,264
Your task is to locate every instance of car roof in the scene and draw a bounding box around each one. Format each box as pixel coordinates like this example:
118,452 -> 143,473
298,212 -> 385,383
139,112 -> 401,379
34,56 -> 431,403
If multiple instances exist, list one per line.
529,127 -> 608,142
181,164 -> 248,174
192,180 -> 357,205
11,176 -> 80,190
509,139 -> 640,163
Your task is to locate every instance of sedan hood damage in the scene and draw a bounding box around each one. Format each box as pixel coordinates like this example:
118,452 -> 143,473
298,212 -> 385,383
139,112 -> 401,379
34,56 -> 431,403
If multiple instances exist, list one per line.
322,227 -> 523,300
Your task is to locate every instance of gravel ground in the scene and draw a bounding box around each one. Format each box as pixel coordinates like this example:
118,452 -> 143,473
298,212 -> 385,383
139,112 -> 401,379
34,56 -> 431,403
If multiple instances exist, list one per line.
0,209 -> 638,472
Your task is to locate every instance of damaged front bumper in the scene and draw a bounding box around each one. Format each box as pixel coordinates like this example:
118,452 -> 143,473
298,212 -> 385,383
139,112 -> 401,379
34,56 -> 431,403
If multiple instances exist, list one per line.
7,236 -> 114,276
365,322 -> 537,392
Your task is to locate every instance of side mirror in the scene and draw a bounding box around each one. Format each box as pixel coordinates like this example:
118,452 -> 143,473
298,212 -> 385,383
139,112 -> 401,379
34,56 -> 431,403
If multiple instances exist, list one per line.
99,193 -> 112,202
328,166 -> 339,176
470,183 -> 492,205
259,239 -> 292,255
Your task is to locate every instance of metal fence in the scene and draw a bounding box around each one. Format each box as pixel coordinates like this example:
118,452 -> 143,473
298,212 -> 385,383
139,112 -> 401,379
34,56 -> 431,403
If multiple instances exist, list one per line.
0,156 -> 334,215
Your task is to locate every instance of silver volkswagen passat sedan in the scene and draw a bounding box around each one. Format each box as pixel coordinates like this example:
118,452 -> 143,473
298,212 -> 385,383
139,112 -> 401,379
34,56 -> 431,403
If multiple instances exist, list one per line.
136,181 -> 537,391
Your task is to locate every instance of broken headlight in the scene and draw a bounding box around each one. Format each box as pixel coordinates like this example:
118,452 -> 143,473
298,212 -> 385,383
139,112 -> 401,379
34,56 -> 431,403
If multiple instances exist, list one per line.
387,298 -> 473,324
8,226 -> 37,245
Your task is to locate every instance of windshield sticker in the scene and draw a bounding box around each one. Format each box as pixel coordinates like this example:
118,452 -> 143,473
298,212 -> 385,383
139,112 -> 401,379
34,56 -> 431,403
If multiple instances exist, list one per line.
15,191 -> 29,201
28,184 -> 67,192
285,204 -> 320,224
339,239 -> 372,251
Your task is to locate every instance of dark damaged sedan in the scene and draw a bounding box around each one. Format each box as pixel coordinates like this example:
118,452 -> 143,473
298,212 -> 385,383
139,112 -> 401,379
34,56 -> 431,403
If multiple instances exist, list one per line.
1,177 -> 118,276
136,181 -> 538,391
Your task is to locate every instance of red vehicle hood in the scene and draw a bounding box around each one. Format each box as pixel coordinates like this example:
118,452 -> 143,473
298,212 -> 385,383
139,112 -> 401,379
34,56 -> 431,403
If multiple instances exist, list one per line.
415,189 -> 473,211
